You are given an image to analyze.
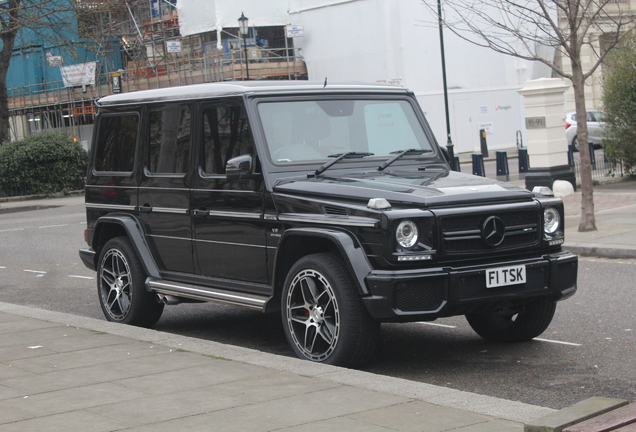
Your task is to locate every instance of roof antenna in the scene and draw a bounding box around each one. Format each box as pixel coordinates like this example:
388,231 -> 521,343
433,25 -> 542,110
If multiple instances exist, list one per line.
323,77 -> 328,88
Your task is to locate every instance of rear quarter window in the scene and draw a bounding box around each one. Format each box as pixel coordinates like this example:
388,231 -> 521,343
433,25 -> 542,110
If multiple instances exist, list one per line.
93,113 -> 139,173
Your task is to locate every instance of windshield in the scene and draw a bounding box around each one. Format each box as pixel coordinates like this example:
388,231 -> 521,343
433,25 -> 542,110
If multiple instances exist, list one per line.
257,99 -> 434,164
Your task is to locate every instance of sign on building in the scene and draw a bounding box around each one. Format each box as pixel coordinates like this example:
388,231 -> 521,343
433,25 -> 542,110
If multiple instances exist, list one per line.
286,25 -> 304,38
47,55 -> 63,67
166,40 -> 182,53
60,62 -> 97,87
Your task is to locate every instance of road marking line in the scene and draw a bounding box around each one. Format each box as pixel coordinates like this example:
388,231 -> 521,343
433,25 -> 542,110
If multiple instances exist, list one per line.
534,337 -> 581,346
68,275 -> 94,280
24,270 -> 47,274
0,266 -> 6,269
38,224 -> 69,229
416,322 -> 457,329
0,228 -> 25,233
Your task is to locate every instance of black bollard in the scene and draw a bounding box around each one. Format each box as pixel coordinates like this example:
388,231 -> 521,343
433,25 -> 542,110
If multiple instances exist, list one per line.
479,129 -> 489,158
472,153 -> 485,177
588,142 -> 596,169
496,151 -> 509,176
518,148 -> 529,173
568,144 -> 575,168
454,156 -> 461,172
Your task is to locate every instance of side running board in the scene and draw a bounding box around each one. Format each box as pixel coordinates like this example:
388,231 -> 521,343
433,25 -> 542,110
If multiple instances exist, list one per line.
146,278 -> 269,311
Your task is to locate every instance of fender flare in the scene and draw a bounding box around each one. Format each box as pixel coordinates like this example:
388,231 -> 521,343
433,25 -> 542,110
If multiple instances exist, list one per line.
274,228 -> 373,296
93,214 -> 161,280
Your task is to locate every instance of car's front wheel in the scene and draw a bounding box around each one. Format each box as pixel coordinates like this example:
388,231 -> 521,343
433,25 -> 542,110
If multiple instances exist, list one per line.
281,253 -> 379,367
97,237 -> 164,327
465,298 -> 556,343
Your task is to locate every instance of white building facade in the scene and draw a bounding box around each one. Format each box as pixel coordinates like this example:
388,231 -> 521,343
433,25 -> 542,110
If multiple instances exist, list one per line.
177,0 -> 556,154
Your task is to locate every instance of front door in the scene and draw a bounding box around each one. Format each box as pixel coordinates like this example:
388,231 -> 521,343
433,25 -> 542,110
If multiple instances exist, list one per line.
191,98 -> 269,285
138,103 -> 194,274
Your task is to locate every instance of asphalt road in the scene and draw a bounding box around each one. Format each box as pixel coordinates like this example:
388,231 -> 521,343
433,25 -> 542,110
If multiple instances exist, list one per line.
0,203 -> 634,410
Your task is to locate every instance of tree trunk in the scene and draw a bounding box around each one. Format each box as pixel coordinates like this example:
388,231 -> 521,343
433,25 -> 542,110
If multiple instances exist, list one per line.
0,0 -> 20,145
0,34 -> 16,145
571,65 -> 597,231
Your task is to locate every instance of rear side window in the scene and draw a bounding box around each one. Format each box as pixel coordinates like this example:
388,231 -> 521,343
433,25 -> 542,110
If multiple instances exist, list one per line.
93,113 -> 139,173
148,105 -> 192,174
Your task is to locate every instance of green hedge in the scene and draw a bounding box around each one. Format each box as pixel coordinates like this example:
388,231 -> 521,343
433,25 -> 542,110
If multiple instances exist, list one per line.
0,132 -> 88,197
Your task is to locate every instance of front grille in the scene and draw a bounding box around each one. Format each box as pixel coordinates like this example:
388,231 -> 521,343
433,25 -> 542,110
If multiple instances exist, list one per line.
457,266 -> 547,301
441,209 -> 539,255
395,278 -> 446,312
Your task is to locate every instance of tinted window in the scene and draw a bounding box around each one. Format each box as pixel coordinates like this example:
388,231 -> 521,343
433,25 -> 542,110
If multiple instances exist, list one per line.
94,114 -> 138,173
202,102 -> 254,174
148,105 -> 191,174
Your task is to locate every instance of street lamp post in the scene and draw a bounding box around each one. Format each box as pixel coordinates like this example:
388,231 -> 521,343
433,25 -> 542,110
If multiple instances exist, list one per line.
238,12 -> 250,80
437,0 -> 456,171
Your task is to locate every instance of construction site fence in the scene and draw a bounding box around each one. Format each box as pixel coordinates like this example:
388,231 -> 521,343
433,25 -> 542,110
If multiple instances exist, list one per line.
8,47 -> 307,112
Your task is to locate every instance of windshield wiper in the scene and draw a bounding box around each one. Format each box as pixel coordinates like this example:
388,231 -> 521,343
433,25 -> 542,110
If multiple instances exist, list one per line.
315,152 -> 374,176
377,148 -> 433,171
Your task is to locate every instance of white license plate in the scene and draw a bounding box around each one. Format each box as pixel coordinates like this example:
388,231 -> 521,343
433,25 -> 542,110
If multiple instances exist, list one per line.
486,265 -> 526,288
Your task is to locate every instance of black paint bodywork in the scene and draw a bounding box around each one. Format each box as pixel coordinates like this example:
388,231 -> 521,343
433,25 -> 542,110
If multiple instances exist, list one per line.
80,82 -> 577,321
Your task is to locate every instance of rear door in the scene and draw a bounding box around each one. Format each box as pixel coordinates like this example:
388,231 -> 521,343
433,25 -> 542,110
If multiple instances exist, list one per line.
138,103 -> 194,274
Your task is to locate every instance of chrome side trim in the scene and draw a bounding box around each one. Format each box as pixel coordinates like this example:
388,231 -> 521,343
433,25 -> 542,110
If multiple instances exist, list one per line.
86,203 -> 137,211
206,210 -> 262,219
147,278 -> 268,311
193,238 -> 266,248
150,234 -> 191,241
278,213 -> 378,228
152,207 -> 189,215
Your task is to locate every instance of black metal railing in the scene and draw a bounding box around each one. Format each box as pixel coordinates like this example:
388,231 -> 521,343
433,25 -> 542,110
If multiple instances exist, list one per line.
572,155 -> 633,182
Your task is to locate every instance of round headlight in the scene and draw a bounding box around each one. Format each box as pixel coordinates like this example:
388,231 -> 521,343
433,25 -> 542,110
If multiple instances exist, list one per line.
396,220 -> 419,249
544,208 -> 560,234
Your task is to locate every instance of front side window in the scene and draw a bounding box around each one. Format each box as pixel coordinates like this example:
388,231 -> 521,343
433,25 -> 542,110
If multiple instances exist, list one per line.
257,99 -> 433,163
201,102 -> 255,175
94,113 -> 138,173
148,105 -> 191,174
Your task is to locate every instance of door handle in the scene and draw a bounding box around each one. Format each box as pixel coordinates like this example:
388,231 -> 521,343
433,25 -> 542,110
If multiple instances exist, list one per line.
192,208 -> 209,217
139,204 -> 153,213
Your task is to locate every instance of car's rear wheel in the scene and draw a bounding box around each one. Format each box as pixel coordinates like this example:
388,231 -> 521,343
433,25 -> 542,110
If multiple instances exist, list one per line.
572,136 -> 580,152
281,253 -> 379,367
465,298 -> 556,343
97,237 -> 164,327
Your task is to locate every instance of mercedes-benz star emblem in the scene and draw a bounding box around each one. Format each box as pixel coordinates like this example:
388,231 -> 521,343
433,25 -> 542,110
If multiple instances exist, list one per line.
482,216 -> 506,247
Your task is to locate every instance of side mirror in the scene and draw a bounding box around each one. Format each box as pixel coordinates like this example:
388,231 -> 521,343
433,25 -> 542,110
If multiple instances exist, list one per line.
226,154 -> 255,180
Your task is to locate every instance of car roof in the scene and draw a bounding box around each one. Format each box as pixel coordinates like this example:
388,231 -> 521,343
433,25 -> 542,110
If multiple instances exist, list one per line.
96,81 -> 410,107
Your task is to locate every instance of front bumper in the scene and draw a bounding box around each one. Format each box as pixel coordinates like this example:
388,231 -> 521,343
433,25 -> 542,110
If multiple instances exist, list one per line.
362,251 -> 577,321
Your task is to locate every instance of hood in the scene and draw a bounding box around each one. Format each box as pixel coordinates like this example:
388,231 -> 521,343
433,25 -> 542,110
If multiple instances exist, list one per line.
273,170 -> 533,207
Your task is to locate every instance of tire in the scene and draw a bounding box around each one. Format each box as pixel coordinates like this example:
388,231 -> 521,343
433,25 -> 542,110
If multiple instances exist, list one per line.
281,253 -> 380,367
465,298 -> 556,343
97,237 -> 164,327
572,136 -> 580,152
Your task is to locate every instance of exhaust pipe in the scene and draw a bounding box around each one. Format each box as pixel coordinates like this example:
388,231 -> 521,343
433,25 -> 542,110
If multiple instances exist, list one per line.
156,293 -> 180,305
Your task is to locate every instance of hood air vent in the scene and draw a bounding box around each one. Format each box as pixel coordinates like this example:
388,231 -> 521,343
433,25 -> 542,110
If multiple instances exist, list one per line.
323,205 -> 349,216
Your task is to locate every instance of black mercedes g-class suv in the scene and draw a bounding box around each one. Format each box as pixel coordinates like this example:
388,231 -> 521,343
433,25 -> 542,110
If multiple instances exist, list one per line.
80,81 -> 577,367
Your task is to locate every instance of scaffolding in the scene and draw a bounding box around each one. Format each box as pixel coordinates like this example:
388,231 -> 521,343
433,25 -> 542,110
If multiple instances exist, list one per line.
9,1 -> 307,143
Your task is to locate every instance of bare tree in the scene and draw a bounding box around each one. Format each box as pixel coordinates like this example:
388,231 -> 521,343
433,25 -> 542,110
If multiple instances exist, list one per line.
427,0 -> 636,231
0,0 -> 77,145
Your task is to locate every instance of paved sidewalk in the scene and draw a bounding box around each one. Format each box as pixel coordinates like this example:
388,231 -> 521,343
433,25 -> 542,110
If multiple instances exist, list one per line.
0,302 -> 550,432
